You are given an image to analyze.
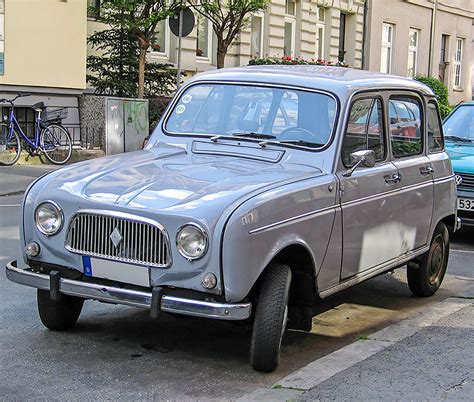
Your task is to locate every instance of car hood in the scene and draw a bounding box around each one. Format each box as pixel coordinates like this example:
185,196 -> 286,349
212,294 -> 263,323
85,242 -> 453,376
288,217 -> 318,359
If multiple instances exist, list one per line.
445,142 -> 474,174
37,143 -> 322,214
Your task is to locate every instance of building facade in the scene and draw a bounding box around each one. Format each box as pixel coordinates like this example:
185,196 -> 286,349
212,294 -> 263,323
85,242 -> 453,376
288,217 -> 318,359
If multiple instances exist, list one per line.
87,0 -> 366,78
364,0 -> 474,104
0,0 -> 87,136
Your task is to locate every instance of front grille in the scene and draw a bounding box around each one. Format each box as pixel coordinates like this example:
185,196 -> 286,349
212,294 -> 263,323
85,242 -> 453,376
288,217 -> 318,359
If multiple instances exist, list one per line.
456,172 -> 474,191
65,211 -> 171,267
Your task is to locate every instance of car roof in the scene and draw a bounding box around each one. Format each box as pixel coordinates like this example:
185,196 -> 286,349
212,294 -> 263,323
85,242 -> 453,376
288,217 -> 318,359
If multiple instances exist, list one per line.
191,65 -> 434,98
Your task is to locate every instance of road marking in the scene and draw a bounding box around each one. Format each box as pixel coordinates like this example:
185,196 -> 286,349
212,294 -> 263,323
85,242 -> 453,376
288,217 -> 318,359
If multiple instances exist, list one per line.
451,248 -> 474,254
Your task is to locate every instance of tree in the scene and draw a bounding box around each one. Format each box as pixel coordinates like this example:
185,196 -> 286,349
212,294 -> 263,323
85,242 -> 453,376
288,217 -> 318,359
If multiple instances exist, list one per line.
90,0 -> 180,98
188,0 -> 268,69
87,27 -> 176,98
415,75 -> 452,118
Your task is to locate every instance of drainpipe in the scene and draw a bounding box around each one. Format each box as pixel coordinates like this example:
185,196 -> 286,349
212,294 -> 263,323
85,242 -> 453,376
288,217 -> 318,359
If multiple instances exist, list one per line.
361,0 -> 369,70
428,0 -> 438,77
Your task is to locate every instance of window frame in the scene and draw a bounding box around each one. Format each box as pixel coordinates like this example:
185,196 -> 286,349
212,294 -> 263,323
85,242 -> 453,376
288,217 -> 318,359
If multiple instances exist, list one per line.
250,13 -> 265,58
149,18 -> 170,59
407,28 -> 419,78
426,100 -> 445,154
453,37 -> 464,89
341,95 -> 388,168
196,13 -> 212,62
380,22 -> 394,74
315,7 -> 326,60
387,94 -> 424,159
283,16 -> 296,57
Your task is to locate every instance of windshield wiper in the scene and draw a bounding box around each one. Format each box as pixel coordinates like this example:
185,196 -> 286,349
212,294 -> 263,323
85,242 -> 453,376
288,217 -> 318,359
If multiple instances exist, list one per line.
258,139 -> 323,148
445,135 -> 472,143
232,132 -> 277,140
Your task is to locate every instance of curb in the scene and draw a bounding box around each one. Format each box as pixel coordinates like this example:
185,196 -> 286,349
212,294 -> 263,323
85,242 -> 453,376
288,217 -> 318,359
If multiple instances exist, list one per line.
14,149 -> 105,165
238,297 -> 472,401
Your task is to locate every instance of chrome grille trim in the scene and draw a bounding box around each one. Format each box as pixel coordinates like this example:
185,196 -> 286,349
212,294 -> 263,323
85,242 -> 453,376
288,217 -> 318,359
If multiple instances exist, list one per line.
65,210 -> 172,268
456,172 -> 474,191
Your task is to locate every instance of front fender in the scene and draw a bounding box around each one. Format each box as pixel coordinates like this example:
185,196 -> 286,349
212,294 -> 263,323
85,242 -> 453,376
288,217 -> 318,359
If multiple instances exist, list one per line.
222,174 -> 337,303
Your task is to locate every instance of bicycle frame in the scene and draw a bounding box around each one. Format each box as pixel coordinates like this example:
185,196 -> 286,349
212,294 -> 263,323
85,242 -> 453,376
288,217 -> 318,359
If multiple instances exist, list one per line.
7,108 -> 44,149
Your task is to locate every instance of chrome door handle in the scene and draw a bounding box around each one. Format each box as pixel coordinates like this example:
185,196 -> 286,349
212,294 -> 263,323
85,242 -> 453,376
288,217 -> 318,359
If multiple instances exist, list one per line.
419,166 -> 434,176
384,173 -> 401,184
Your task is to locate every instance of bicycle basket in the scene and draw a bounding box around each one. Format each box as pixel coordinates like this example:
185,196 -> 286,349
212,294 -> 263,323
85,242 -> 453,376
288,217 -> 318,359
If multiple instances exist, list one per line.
43,107 -> 68,123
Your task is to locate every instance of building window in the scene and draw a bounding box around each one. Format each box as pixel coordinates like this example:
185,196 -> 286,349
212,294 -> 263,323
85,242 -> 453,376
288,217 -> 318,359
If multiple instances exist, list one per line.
315,7 -> 326,59
250,14 -> 264,58
285,0 -> 296,16
439,34 -> 449,84
87,0 -> 100,19
407,28 -> 419,78
150,19 -> 168,57
196,14 -> 211,59
453,37 -> 463,89
380,23 -> 394,74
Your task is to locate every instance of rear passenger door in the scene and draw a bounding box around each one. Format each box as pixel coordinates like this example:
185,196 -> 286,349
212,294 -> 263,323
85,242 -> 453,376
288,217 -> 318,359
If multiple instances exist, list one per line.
388,94 -> 433,251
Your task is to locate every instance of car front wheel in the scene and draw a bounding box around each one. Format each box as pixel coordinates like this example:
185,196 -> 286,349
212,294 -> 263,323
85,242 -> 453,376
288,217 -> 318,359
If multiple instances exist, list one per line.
407,222 -> 449,297
250,263 -> 292,372
37,289 -> 84,331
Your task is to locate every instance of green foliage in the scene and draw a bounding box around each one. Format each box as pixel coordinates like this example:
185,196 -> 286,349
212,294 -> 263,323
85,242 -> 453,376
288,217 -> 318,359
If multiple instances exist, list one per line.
249,56 -> 348,67
415,75 -> 452,118
87,0 -> 180,98
188,0 -> 268,68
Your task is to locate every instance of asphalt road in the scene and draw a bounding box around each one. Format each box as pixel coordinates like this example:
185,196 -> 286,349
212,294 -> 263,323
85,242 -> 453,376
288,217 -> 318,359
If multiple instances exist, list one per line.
1,165 -> 473,399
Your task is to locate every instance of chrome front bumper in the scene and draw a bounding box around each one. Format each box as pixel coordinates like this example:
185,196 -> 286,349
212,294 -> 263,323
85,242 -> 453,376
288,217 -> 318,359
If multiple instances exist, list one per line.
6,261 -> 251,321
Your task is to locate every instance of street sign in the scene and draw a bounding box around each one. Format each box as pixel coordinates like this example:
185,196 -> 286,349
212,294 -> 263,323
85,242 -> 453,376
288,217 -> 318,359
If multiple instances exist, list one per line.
169,7 -> 195,38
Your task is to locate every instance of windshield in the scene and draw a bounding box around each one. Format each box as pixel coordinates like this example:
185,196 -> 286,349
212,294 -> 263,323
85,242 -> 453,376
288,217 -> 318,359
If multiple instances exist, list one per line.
165,83 -> 337,148
443,105 -> 474,141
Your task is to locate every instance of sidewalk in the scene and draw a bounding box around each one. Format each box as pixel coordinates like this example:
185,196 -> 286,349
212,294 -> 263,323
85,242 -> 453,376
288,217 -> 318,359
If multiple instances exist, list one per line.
241,287 -> 474,401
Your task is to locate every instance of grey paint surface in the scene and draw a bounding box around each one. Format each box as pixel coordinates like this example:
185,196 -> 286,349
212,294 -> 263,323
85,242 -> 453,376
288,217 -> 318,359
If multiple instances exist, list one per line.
13,66 -> 455,306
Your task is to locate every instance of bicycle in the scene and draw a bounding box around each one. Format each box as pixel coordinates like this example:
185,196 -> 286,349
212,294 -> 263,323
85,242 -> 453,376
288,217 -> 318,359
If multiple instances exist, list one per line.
0,94 -> 72,165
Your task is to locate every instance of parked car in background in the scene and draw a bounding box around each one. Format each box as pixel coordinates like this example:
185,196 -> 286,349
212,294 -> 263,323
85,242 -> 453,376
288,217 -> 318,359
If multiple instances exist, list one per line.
6,66 -> 458,373
444,101 -> 474,225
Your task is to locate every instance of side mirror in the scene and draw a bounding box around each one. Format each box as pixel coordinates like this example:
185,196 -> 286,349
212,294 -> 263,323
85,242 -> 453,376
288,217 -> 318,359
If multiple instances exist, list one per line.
343,150 -> 376,177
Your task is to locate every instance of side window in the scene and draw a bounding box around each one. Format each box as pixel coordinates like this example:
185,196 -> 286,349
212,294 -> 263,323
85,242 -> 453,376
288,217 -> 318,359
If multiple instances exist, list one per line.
389,97 -> 423,158
342,98 -> 385,166
427,101 -> 444,152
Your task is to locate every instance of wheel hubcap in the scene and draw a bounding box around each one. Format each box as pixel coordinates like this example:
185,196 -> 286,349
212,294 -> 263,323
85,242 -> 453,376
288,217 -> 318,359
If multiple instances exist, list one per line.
428,234 -> 445,286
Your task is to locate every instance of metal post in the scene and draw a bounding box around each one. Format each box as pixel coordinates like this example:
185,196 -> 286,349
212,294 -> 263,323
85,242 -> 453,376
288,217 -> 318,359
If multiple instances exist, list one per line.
176,4 -> 184,89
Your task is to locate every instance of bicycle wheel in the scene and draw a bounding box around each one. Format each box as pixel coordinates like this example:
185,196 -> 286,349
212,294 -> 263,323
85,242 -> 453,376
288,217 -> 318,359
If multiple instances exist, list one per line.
40,124 -> 72,165
0,127 -> 21,166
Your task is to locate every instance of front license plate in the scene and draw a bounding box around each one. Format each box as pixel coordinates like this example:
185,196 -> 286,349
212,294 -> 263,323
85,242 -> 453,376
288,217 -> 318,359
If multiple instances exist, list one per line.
458,198 -> 474,211
82,256 -> 150,287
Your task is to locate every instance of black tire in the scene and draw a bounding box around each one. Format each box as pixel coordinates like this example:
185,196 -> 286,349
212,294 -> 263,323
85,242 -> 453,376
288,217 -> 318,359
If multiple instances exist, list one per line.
40,124 -> 72,165
37,289 -> 84,331
0,129 -> 21,166
407,222 -> 449,297
250,263 -> 292,372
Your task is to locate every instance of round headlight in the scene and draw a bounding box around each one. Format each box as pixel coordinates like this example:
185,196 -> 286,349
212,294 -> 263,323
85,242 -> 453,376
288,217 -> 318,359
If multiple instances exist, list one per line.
176,223 -> 208,260
35,201 -> 63,236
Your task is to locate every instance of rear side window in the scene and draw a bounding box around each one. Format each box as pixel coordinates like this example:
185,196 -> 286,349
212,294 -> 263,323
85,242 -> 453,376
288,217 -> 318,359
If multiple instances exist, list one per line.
389,97 -> 423,158
342,98 -> 385,167
427,101 -> 444,152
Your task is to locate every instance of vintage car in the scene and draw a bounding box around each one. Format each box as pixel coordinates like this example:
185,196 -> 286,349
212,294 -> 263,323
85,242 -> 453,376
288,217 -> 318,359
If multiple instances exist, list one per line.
6,66 -> 459,373
443,101 -> 474,225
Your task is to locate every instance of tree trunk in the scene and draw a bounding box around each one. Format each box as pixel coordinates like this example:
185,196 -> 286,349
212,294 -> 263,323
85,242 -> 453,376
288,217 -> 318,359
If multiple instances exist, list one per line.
138,44 -> 147,99
216,39 -> 228,69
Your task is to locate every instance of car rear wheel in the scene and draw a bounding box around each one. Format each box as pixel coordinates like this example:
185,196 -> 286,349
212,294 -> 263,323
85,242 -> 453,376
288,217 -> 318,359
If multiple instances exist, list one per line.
37,289 -> 84,331
250,263 -> 292,372
407,222 -> 449,297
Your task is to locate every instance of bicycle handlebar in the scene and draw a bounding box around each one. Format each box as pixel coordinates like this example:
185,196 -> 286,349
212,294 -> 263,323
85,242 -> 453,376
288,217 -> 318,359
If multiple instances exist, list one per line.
0,93 -> 32,106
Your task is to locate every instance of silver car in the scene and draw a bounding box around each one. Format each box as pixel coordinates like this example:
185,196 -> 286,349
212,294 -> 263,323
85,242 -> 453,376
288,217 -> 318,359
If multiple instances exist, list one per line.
6,66 -> 458,372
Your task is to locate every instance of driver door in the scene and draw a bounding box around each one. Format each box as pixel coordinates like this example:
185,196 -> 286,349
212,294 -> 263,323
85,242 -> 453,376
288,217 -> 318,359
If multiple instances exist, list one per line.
337,96 -> 404,280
